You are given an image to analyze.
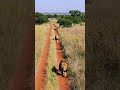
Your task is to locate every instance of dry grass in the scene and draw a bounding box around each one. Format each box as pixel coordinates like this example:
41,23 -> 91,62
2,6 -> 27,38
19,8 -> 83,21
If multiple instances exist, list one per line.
59,25 -> 85,90
48,18 -> 58,24
45,29 -> 58,90
35,24 -> 50,69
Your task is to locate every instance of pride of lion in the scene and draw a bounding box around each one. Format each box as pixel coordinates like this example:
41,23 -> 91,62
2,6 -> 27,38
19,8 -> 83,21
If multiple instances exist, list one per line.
52,25 -> 68,77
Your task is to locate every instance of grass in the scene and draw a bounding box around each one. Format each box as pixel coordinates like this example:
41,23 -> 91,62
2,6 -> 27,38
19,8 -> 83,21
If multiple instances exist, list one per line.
59,25 -> 85,90
48,18 -> 58,24
45,28 -> 58,90
35,24 -> 50,69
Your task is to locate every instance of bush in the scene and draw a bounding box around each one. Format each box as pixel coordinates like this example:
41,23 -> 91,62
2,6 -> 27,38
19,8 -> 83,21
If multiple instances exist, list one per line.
35,12 -> 43,17
81,14 -> 85,22
35,12 -> 49,24
46,14 -> 53,18
57,18 -> 72,27
56,10 -> 84,25
72,16 -> 81,24
64,16 -> 82,24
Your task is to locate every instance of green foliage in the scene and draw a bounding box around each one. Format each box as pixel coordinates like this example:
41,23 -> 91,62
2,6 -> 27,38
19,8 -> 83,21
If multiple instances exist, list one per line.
53,14 -> 58,18
81,13 -> 85,22
57,18 -> 72,27
64,16 -> 82,24
46,14 -> 53,18
46,14 -> 61,18
35,12 -> 49,24
69,10 -> 81,17
57,10 -> 85,27
35,12 -> 43,17
35,10 -> 85,26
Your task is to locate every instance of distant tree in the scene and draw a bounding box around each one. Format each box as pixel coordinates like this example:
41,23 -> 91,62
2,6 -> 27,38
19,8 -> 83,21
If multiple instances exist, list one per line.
81,13 -> 85,22
53,14 -> 58,18
57,18 -> 72,27
64,15 -> 82,24
35,12 -> 49,24
69,10 -> 81,17
73,16 -> 81,24
35,12 -> 43,17
46,14 -> 53,18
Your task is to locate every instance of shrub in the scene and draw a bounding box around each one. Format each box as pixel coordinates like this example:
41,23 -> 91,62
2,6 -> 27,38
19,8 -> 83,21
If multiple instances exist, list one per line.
81,13 -> 85,22
35,12 -> 43,17
64,16 -> 82,24
46,14 -> 53,18
57,18 -> 72,27
35,12 -> 49,24
56,10 -> 85,25
69,10 -> 81,17
72,16 -> 81,24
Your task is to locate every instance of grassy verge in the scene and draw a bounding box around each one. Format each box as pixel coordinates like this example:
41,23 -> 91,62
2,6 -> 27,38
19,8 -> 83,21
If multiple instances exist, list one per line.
35,24 -> 50,69
59,25 -> 85,90
45,29 -> 58,90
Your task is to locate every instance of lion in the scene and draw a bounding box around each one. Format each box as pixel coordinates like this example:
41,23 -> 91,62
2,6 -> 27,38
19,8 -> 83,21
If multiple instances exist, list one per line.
55,35 -> 59,42
59,59 -> 68,77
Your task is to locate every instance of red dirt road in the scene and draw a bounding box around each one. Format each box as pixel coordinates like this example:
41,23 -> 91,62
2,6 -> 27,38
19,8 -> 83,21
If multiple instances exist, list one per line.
54,25 -> 70,90
35,25 -> 52,90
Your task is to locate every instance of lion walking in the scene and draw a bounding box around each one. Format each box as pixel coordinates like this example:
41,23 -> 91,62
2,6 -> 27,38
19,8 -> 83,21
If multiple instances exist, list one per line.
59,59 -> 68,77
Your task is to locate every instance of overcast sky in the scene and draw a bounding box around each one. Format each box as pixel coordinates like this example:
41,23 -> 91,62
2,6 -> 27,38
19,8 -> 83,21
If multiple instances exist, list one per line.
35,0 -> 85,13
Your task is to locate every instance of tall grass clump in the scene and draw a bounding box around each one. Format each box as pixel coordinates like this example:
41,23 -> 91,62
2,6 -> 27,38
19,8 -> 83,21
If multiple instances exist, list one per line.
35,24 -> 50,69
59,25 -> 85,90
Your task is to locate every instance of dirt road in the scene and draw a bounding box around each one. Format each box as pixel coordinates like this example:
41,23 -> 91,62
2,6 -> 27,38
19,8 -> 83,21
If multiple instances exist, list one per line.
35,25 -> 52,90
54,25 -> 70,90
35,24 -> 69,90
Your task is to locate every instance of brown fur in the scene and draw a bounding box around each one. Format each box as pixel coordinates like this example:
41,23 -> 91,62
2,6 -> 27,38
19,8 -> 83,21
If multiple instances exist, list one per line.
55,35 -> 59,40
59,59 -> 68,77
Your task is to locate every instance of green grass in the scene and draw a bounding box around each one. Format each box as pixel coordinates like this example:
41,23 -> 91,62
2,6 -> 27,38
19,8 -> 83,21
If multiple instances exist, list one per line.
45,29 -> 58,90
59,25 -> 85,90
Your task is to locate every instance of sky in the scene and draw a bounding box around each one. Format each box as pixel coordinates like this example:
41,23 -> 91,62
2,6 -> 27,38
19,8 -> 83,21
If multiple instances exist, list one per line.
35,0 -> 85,13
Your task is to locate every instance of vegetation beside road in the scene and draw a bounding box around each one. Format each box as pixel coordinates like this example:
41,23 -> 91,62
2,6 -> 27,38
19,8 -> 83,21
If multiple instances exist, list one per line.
35,10 -> 85,27
35,10 -> 85,90
35,12 -> 49,24
35,24 -> 50,69
59,25 -> 85,90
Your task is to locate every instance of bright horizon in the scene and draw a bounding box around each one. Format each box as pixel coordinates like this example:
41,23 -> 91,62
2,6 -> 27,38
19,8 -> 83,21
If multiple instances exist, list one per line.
35,0 -> 85,13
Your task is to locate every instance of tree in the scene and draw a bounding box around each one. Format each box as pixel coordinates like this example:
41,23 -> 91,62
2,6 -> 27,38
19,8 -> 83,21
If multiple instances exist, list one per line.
64,15 -> 82,24
69,10 -> 81,17
53,14 -> 58,18
81,13 -> 85,22
57,18 -> 72,27
35,12 -> 49,24
35,12 -> 43,17
46,14 -> 53,18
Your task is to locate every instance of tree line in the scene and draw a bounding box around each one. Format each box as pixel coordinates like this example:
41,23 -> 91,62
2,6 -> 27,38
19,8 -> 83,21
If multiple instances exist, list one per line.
35,10 -> 85,27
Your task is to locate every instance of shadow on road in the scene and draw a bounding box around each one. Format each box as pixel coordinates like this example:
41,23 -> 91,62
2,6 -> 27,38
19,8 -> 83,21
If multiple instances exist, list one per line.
52,66 -> 62,75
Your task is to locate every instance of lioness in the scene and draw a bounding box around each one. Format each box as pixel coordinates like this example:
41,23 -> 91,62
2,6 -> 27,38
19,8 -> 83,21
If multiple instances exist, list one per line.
59,59 -> 68,77
55,35 -> 59,42
55,35 -> 59,40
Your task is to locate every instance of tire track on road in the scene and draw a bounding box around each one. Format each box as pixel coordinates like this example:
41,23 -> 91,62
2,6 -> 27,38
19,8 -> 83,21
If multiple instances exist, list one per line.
35,24 -> 52,90
54,24 -> 70,90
